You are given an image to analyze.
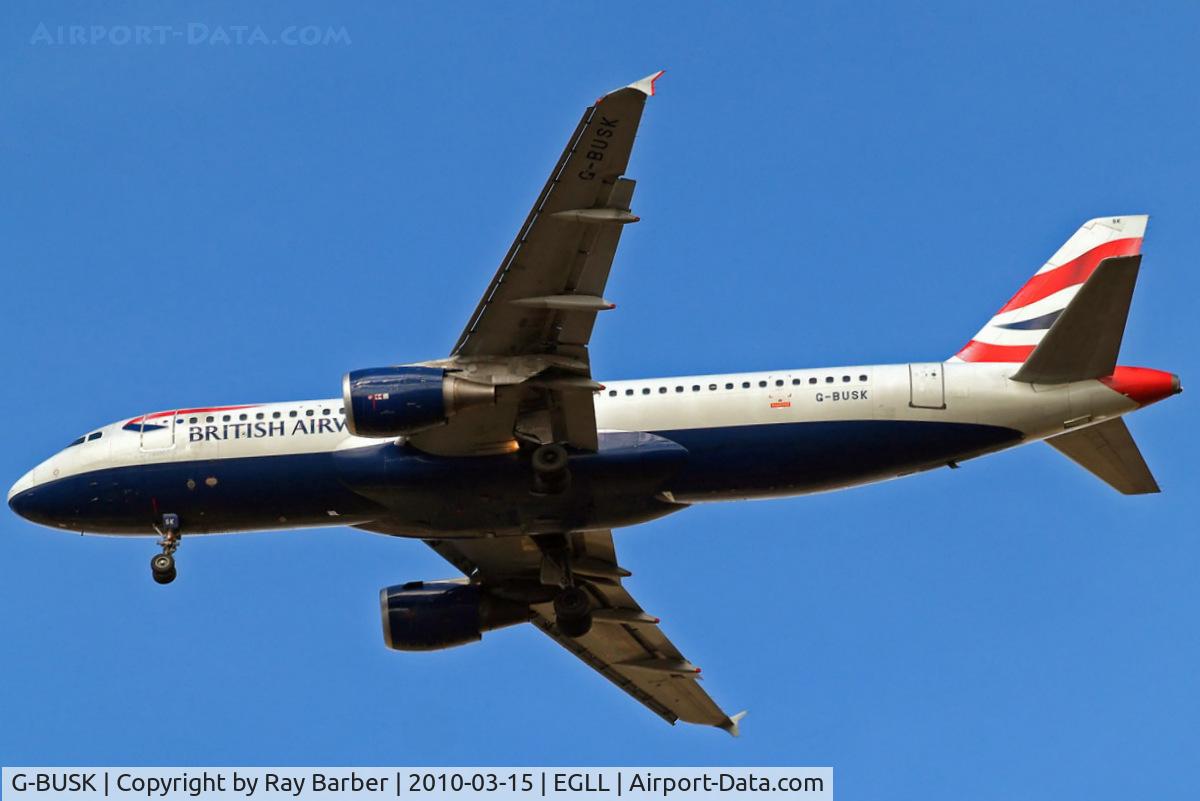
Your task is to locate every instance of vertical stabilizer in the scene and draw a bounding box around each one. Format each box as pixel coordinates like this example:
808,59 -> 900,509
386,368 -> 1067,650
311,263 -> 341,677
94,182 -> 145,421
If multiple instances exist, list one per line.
952,216 -> 1146,364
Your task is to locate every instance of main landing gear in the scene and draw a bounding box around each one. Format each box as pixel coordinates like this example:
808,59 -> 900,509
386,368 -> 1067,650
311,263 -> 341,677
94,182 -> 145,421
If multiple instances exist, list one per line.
553,586 -> 592,638
531,443 -> 571,495
151,513 -> 181,585
535,533 -> 592,638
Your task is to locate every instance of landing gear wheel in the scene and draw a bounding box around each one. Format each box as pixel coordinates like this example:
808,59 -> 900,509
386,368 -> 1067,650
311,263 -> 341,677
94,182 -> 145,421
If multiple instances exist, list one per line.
554,586 -> 592,638
557,614 -> 592,638
555,586 -> 591,618
152,513 -> 181,585
151,553 -> 176,585
531,443 -> 571,495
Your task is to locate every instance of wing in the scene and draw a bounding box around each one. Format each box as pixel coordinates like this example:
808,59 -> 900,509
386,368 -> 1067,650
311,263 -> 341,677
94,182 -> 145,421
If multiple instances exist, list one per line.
413,72 -> 661,455
452,72 -> 660,360
424,530 -> 745,734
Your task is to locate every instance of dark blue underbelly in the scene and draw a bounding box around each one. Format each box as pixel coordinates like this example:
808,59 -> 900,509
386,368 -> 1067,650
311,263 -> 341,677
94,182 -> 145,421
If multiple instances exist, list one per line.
10,420 -> 1021,535
10,451 -> 386,535
657,419 -> 1022,499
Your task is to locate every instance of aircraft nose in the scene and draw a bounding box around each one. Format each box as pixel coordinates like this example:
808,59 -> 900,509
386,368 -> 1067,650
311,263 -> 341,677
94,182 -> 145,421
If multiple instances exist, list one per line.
8,468 -> 37,520
9,468 -> 35,502
7,465 -> 44,522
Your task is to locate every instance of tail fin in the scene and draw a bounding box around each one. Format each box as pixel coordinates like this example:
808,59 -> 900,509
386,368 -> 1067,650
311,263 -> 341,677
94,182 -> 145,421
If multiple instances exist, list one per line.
952,216 -> 1147,365
1010,254 -> 1140,383
1046,418 -> 1160,494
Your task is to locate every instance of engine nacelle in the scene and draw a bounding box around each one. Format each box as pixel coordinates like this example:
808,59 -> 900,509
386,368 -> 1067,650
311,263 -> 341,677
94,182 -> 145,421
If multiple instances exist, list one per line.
343,366 -> 494,437
380,580 -> 530,651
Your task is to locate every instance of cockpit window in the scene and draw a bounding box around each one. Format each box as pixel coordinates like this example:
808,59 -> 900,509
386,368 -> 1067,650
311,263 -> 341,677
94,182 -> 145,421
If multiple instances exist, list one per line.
68,436 -> 85,447
87,431 -> 102,441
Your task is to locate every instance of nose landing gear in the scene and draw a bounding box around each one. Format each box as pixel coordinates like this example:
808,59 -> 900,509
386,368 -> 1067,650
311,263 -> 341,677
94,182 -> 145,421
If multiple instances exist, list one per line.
151,513 -> 181,585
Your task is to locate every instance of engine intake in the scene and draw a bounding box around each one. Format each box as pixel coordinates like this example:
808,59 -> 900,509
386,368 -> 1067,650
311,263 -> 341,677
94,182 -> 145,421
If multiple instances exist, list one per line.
343,366 -> 494,437
380,579 -> 530,651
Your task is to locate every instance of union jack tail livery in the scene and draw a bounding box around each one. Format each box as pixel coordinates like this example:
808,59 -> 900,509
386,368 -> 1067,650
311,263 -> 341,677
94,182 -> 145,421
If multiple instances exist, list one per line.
954,215 -> 1147,365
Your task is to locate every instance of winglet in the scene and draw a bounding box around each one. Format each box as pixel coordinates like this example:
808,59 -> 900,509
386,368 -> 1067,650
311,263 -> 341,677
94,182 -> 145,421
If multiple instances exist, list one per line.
628,69 -> 665,96
719,710 -> 748,737
601,70 -> 665,103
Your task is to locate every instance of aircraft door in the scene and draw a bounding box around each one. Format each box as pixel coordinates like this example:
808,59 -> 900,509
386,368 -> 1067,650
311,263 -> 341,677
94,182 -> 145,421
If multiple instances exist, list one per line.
909,364 -> 946,409
768,375 -> 793,408
139,412 -> 177,452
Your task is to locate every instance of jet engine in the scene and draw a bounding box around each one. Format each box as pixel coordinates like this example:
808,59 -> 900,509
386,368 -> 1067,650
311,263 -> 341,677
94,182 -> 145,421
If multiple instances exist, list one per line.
379,580 -> 530,651
342,366 -> 494,437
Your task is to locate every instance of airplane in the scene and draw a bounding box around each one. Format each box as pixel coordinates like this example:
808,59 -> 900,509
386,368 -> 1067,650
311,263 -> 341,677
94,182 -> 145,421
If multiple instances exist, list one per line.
7,71 -> 1181,734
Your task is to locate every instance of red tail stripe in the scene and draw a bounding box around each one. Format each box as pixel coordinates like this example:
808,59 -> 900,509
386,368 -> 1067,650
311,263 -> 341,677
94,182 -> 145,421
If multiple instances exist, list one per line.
996,237 -> 1142,314
956,340 -> 1036,363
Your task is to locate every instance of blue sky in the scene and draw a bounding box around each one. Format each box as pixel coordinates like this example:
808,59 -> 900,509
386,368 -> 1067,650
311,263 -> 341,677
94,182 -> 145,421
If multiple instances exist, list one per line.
2,1 -> 1197,798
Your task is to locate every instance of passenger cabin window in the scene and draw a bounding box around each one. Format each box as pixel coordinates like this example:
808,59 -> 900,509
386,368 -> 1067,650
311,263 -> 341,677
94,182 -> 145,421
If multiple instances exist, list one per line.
239,414 -> 248,421
290,410 -> 298,417
256,412 -> 264,420
859,374 -> 868,382
692,385 -> 700,392
272,411 -> 281,418
641,388 -> 650,395
826,377 -> 834,383
206,416 -> 214,423
608,390 -> 617,397
842,376 -> 851,383
625,389 -> 634,396
306,409 -> 315,416
758,380 -> 767,387
189,417 -> 198,424
742,381 -> 750,388
725,382 -> 734,389
792,378 -> 801,385
809,378 -> 817,385
658,387 -> 667,394
708,383 -> 717,391
675,386 -> 684,393
222,415 -> 231,422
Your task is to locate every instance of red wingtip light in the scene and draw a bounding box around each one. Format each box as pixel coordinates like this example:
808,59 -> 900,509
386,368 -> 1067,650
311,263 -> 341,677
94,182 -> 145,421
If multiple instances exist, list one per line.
1100,366 -> 1181,407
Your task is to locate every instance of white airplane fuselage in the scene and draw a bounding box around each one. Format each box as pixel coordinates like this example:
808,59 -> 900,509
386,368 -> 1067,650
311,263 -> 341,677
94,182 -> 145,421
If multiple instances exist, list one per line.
6,360 -> 1175,538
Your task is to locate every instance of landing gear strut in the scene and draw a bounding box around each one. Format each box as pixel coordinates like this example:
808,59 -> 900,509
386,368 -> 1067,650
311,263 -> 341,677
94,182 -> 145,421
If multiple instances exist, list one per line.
535,533 -> 593,638
151,513 -> 181,585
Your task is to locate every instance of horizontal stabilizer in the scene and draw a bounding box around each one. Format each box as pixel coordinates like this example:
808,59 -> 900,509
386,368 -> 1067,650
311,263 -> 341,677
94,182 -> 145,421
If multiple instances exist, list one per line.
1012,255 -> 1140,384
1046,418 -> 1160,494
